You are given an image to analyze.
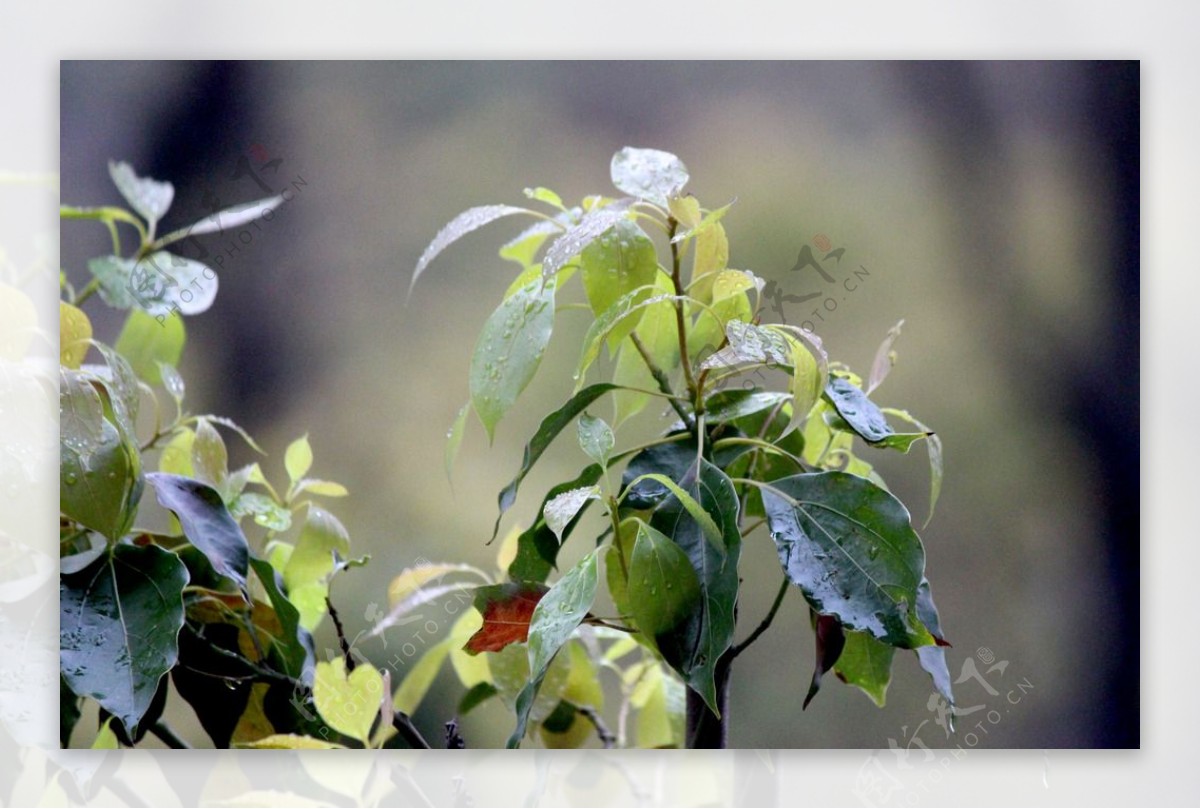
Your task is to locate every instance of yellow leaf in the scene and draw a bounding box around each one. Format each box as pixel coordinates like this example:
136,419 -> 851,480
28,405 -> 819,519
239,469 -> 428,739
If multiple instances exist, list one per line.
91,717 -> 118,749
59,301 -> 91,368
284,434 -> 313,483
236,734 -> 345,749
313,658 -> 384,745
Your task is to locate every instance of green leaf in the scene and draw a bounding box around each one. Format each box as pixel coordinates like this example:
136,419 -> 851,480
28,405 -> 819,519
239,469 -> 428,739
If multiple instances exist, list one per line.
146,473 -> 250,593
248,556 -> 315,682
499,219 -> 562,268
575,285 -> 675,387
649,458 -> 742,714
882,408 -> 943,527
542,199 -> 633,279
494,384 -> 618,538
191,418 -> 229,496
60,677 -> 82,747
470,274 -> 556,441
60,370 -> 141,541
283,505 -> 351,630
444,402 -> 470,481
237,734 -> 345,749
544,485 -> 601,542
867,319 -> 904,394
313,658 -> 384,746
623,471 -> 725,555
508,464 -> 604,582
634,662 -> 686,748
577,413 -> 614,466
698,319 -> 792,371
59,301 -> 92,369
171,620 -> 254,747
670,200 -> 733,244
507,550 -> 600,747
91,718 -> 119,749
690,222 -> 729,303
393,639 -> 454,715
108,160 -> 173,227
231,491 -> 293,531
834,629 -> 895,707
824,377 -> 910,446
580,219 -> 658,346
610,147 -> 689,207
523,186 -> 565,210
93,342 -> 140,437
760,472 -> 935,648
612,271 -> 680,425
410,204 -> 534,295
158,362 -> 185,404
90,252 -> 219,316
626,520 -> 702,640
114,308 -> 185,386
284,434 -> 313,484
703,390 -> 791,424
914,578 -> 954,707
60,543 -> 188,737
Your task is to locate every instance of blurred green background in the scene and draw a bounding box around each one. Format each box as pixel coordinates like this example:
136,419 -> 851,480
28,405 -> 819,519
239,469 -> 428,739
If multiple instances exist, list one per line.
60,61 -> 1138,748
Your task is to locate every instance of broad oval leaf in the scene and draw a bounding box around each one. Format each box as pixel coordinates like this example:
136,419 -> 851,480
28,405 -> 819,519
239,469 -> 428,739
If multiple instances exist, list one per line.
577,412 -> 614,466
626,520 -> 702,639
283,504 -> 351,630
313,658 -> 385,746
470,274 -> 556,440
410,204 -> 532,295
464,582 -> 549,654
760,472 -> 935,648
508,464 -> 605,582
580,218 -> 658,345
610,148 -> 689,207
648,458 -> 742,715
147,473 -> 249,594
284,434 -> 313,483
59,301 -> 92,369
114,307 -> 185,386
822,377 -> 894,444
834,629 -> 895,707
60,544 -> 188,737
108,160 -> 173,226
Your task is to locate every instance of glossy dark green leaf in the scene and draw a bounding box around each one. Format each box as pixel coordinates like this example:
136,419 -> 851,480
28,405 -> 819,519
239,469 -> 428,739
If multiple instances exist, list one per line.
458,682 -> 499,716
610,147 -> 689,207
620,437 -> 695,510
494,384 -> 618,538
249,556 -> 316,683
649,458 -> 741,714
507,551 -> 599,747
761,472 -> 935,649
60,544 -> 188,737
60,370 -> 141,541
580,219 -> 658,347
626,520 -> 702,639
914,578 -> 954,708
703,390 -> 790,424
60,676 -> 81,748
823,378 -> 929,454
171,622 -> 252,747
146,473 -> 249,594
508,465 -> 605,582
803,614 -> 846,710
834,629 -> 895,707
470,275 -> 557,441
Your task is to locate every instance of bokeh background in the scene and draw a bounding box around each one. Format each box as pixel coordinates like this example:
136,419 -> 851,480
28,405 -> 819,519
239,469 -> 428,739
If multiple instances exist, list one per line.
59,61 -> 1138,749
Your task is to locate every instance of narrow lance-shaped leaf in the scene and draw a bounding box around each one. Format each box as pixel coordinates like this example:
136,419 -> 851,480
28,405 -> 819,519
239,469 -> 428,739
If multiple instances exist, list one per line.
507,551 -> 600,747
444,402 -> 470,481
494,383 -> 619,538
470,274 -> 556,441
575,285 -> 675,387
60,544 -> 188,737
867,319 -> 905,394
409,204 -> 534,296
146,473 -> 249,595
760,472 -> 935,649
914,578 -> 955,710
248,557 -> 316,683
883,407 -> 943,527
158,194 -> 286,242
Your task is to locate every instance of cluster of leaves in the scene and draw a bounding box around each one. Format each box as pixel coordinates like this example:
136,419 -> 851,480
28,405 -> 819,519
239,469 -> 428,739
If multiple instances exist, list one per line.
59,164 -> 399,749
400,147 -> 953,748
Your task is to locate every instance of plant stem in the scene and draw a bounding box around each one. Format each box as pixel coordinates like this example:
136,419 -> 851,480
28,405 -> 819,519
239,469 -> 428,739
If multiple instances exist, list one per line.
578,705 -> 616,748
666,217 -> 699,409
73,277 -> 102,306
731,577 -> 790,659
629,332 -> 695,430
148,721 -> 191,749
391,713 -> 431,749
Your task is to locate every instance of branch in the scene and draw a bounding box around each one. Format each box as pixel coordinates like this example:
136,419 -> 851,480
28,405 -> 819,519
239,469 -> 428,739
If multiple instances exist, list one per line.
391,712 -> 431,750
730,577 -> 790,659
326,596 -> 355,672
666,217 -> 699,406
578,706 -> 616,749
630,333 -> 695,431
148,721 -> 191,749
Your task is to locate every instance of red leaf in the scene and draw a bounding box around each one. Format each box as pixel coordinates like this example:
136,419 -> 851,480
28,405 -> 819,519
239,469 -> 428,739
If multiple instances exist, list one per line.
464,582 -> 548,655
803,613 -> 846,710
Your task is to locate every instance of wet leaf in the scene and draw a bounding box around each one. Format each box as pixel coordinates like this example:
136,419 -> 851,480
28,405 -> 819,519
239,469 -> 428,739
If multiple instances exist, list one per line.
59,301 -> 92,369
163,194 -> 285,240
580,219 -> 658,346
883,408 -> 943,527
914,578 -> 954,708
542,198 -> 633,279
626,520 -> 702,640
760,472 -> 935,648
610,147 -> 688,207
444,402 -> 470,481
171,620 -> 254,746
834,629 -> 894,707
544,485 -> 601,542
464,582 -> 549,654
60,544 -> 188,738
577,413 -> 614,466
508,464 -> 605,582
248,557 -> 315,682
507,550 -> 600,747
824,377 -> 928,453
191,419 -> 229,495
575,285 -> 672,386
470,274 -> 556,441
108,160 -> 173,226
146,473 -> 249,594
410,204 -> 532,294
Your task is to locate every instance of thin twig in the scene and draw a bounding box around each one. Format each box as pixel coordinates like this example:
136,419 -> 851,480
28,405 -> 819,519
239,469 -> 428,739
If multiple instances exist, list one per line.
192,628 -> 307,691
327,596 -> 355,672
630,333 -> 694,430
149,720 -> 191,749
666,217 -> 699,407
578,706 -> 616,749
730,577 -> 790,659
391,712 -> 432,749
